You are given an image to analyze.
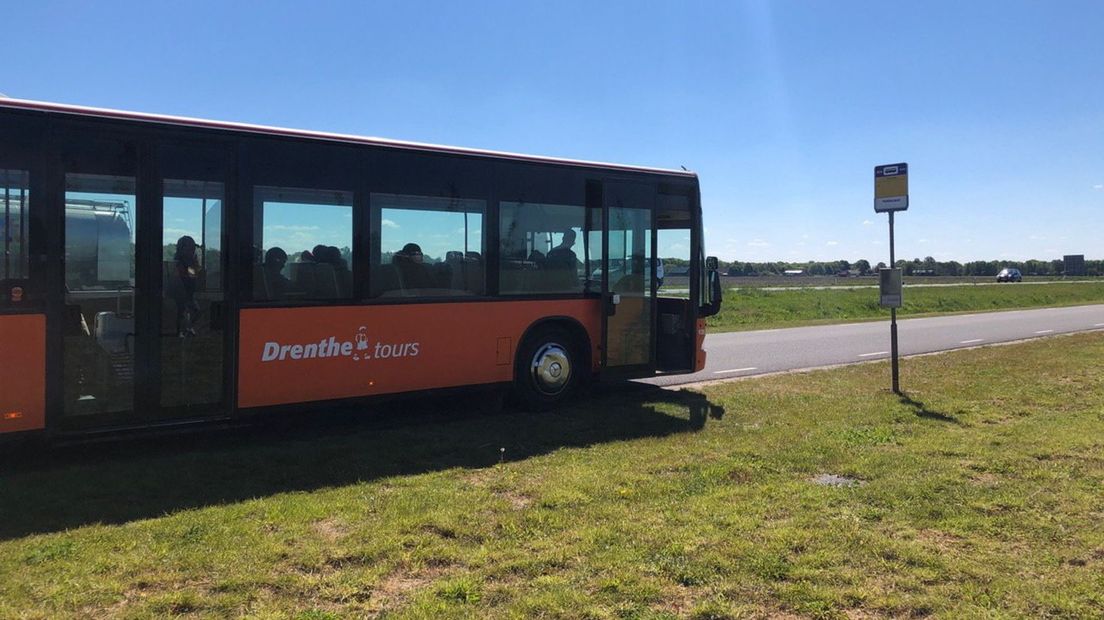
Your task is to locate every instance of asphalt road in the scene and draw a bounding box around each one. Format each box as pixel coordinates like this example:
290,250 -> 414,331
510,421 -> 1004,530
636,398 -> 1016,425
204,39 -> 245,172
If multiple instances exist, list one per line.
642,304 -> 1104,387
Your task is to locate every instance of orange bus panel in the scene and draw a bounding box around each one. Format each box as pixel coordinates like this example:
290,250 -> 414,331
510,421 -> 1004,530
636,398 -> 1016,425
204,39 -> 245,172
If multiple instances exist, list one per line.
238,300 -> 601,409
0,314 -> 46,433
695,318 -> 708,372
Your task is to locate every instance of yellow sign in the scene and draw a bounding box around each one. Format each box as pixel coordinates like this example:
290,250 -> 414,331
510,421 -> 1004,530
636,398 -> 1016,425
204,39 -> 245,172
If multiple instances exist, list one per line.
875,174 -> 907,199
874,163 -> 908,212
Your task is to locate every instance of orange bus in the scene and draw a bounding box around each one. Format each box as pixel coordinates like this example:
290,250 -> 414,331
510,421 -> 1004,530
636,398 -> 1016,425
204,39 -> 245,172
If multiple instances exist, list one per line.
0,98 -> 720,441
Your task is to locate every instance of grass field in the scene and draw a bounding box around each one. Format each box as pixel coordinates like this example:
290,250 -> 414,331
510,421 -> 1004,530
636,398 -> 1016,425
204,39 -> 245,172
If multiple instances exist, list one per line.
2,333 -> 1103,618
703,280 -> 1104,332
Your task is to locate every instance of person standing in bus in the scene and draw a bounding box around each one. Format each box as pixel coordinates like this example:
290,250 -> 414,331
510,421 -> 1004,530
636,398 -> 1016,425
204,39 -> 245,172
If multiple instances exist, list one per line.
172,235 -> 201,336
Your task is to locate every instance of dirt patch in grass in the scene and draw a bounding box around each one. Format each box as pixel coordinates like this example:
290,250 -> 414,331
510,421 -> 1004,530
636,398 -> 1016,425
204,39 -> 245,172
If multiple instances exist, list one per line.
369,564 -> 455,612
311,518 -> 348,543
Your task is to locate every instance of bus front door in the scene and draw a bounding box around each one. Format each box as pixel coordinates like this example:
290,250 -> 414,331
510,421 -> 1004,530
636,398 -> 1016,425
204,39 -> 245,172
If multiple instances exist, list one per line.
601,182 -> 655,375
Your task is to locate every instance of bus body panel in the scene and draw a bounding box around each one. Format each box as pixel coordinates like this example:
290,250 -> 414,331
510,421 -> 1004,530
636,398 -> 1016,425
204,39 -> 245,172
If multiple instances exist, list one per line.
695,319 -> 708,372
0,314 -> 46,433
238,300 -> 601,409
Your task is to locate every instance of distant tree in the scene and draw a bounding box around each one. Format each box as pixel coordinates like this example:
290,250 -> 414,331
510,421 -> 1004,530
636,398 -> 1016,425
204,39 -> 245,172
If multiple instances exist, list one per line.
854,259 -> 871,275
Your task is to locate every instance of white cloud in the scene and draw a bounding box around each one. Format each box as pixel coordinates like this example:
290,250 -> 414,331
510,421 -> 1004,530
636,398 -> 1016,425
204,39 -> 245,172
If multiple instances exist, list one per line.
748,239 -> 770,247
826,241 -> 839,246
381,219 -> 399,229
1093,184 -> 1103,190
267,224 -> 319,232
862,220 -> 872,226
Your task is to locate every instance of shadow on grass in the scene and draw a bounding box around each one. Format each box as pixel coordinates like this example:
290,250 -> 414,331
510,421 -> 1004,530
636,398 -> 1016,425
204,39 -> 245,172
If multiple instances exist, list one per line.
0,384 -> 725,541
898,392 -> 962,425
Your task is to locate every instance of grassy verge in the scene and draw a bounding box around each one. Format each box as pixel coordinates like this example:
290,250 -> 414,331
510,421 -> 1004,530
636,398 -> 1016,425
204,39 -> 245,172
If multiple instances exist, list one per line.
3,333 -> 1104,618
705,281 -> 1104,332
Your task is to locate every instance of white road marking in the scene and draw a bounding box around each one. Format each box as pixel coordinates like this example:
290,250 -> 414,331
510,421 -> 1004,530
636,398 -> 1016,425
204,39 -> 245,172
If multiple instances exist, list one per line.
1034,330 -> 1054,334
858,351 -> 888,357
713,367 -> 758,374
960,339 -> 984,344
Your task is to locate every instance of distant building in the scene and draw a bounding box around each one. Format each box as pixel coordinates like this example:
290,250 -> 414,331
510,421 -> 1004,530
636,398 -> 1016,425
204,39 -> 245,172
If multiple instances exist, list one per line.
783,269 -> 804,276
1063,254 -> 1086,276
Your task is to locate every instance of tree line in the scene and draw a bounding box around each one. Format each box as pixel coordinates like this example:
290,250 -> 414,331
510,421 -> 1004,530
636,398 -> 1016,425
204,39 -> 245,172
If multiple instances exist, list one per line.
708,257 -> 1102,277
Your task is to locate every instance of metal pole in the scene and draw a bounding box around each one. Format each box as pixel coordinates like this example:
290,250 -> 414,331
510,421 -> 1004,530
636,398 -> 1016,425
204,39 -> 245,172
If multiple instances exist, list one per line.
889,211 -> 900,394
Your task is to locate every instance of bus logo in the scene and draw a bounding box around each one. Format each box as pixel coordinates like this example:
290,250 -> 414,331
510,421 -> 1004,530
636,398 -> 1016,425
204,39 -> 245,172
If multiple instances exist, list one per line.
260,326 -> 420,363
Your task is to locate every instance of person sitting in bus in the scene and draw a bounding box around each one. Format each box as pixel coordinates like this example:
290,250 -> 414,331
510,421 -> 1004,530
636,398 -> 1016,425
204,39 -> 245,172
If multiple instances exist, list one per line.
543,229 -> 579,290
544,229 -> 578,271
526,249 -> 546,268
319,245 -> 351,296
262,246 -> 290,299
393,242 -> 434,290
171,236 -> 202,336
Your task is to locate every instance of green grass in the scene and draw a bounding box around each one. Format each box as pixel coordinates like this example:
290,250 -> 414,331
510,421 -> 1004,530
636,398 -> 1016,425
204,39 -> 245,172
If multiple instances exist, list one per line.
706,281 -> 1104,332
3,333 -> 1104,618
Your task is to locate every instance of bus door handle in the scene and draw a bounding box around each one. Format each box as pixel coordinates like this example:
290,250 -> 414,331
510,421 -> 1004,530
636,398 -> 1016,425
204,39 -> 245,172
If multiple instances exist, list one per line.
606,293 -> 620,317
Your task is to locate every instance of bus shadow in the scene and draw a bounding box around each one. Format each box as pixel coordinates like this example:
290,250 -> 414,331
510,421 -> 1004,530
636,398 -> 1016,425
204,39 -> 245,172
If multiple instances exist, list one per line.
0,385 -> 724,541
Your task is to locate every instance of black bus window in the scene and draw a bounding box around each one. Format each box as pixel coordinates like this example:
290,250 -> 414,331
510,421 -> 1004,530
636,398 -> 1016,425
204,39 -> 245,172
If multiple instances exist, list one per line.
499,201 -> 586,295
253,186 -> 353,301
370,193 -> 485,298
63,173 -> 137,416
1,169 -> 30,290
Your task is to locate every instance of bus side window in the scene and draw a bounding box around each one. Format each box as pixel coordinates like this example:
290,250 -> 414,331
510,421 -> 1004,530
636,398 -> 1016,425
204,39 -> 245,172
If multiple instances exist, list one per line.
370,193 -> 485,298
253,186 -> 354,302
498,201 -> 586,295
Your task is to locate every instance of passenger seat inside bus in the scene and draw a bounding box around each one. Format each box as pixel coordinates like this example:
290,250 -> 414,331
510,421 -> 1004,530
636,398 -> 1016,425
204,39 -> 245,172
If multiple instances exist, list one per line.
290,262 -> 339,299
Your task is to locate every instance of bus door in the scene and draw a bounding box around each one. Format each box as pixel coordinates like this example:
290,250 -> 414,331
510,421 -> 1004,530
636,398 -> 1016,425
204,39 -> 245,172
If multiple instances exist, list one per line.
601,182 -> 655,374
0,142 -> 47,435
57,135 -> 143,428
655,190 -> 698,372
152,144 -> 231,419
58,137 -> 230,430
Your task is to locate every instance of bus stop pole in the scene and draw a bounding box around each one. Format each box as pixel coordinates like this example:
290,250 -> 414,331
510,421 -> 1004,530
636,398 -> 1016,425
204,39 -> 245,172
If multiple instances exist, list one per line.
889,211 -> 900,394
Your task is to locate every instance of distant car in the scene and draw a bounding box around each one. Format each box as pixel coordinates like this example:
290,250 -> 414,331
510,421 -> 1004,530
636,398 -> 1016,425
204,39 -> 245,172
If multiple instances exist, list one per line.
996,268 -> 1022,282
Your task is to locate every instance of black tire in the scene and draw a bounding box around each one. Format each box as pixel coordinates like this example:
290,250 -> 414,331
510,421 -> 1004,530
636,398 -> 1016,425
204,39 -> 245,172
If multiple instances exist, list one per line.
513,326 -> 585,411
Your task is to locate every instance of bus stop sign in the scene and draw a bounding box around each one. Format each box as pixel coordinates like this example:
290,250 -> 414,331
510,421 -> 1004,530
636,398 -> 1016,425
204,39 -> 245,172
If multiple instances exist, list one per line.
880,268 -> 902,308
874,163 -> 909,212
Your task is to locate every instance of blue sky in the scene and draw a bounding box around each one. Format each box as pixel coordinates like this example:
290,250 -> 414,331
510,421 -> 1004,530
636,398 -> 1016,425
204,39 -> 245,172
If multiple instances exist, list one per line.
5,1 -> 1101,263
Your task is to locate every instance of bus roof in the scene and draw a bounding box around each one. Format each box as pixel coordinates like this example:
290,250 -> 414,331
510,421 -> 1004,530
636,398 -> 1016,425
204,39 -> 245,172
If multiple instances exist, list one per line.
0,97 -> 697,179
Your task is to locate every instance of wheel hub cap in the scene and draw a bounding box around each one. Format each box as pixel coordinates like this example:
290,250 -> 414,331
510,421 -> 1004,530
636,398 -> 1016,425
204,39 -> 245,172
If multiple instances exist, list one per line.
531,343 -> 571,395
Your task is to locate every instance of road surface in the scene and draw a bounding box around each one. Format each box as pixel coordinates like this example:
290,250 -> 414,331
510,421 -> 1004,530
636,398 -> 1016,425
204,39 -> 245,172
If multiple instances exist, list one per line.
642,304 -> 1104,387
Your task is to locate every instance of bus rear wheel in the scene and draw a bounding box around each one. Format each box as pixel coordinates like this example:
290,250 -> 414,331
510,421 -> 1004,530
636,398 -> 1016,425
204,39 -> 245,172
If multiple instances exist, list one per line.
514,327 -> 584,411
